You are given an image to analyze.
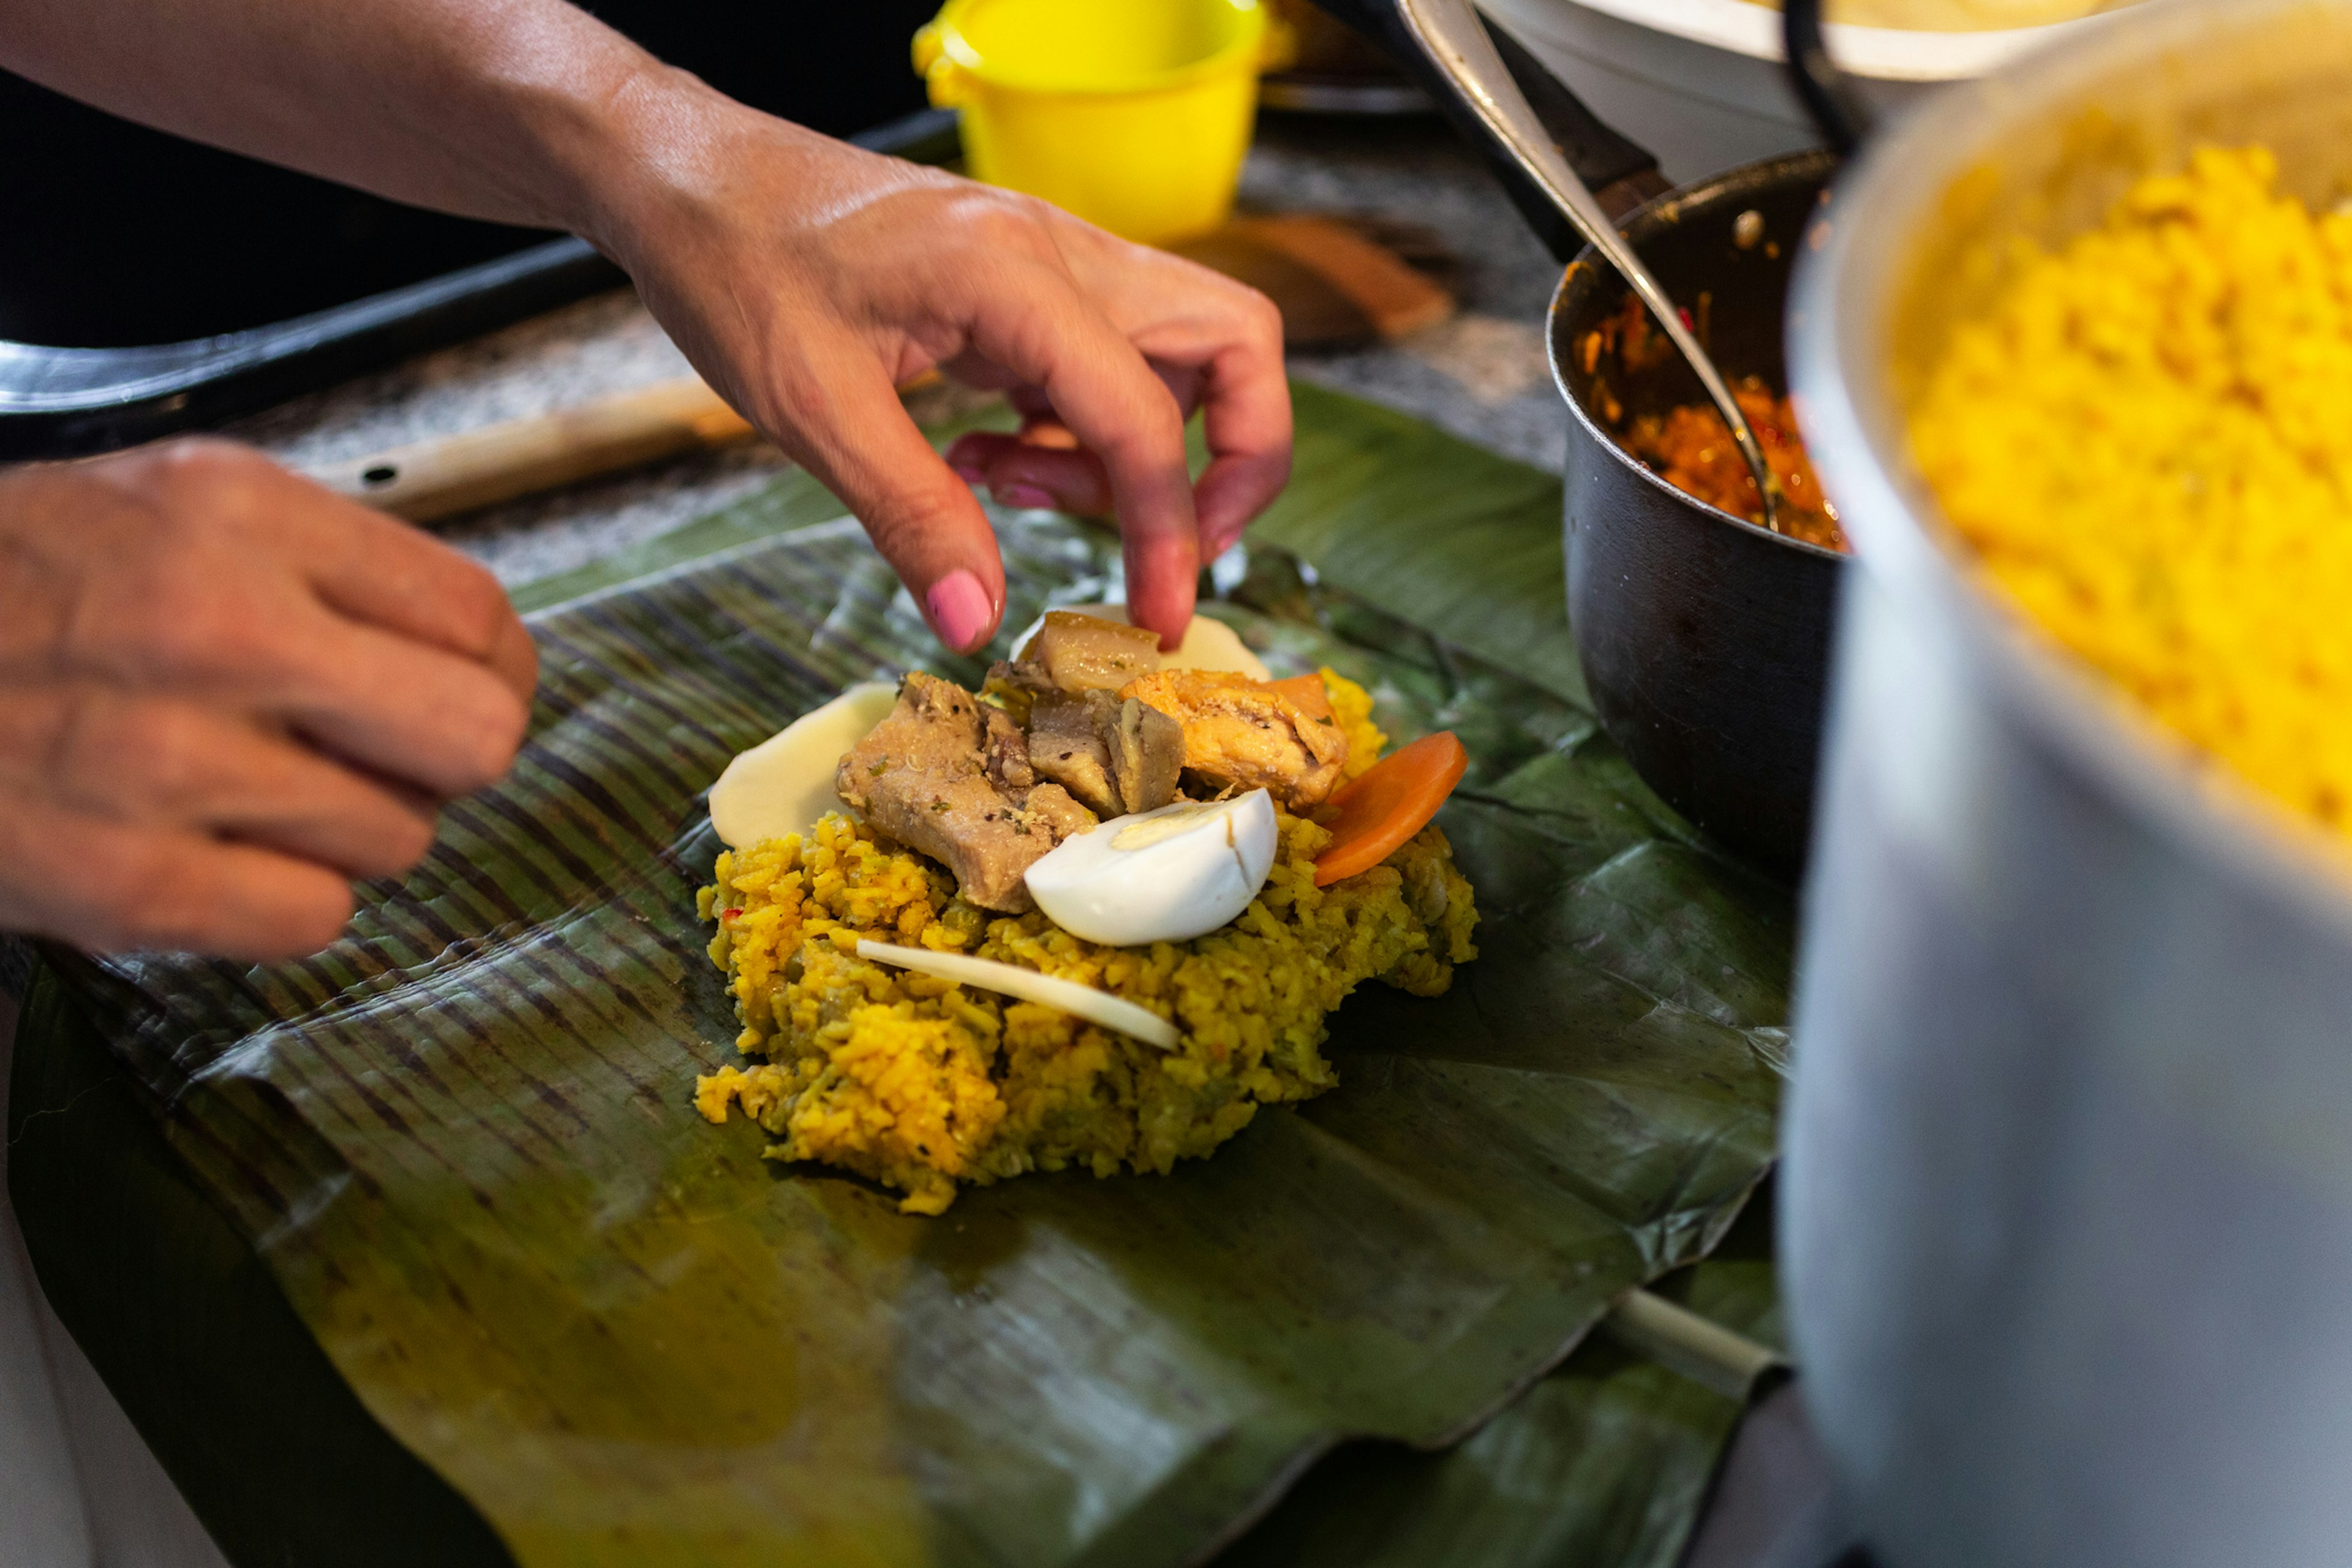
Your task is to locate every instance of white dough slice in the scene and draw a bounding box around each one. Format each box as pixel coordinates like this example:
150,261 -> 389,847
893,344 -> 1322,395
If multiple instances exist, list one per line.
1009,603 -> 1270,681
708,682 -> 899,848
855,940 -> 1180,1050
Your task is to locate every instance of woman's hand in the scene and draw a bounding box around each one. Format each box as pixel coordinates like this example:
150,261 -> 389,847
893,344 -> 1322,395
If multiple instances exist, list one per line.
1,2 -> 1294,658
0,0 -> 1294,963
0,443 -> 536,958
589,107 -> 1291,654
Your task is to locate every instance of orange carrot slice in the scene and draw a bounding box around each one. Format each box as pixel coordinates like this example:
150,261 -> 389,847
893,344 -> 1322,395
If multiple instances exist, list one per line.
1312,731 -> 1468,887
1259,672 -> 1333,724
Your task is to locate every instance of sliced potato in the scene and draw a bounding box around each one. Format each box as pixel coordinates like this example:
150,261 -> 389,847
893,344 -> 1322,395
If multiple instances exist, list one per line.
708,683 -> 899,848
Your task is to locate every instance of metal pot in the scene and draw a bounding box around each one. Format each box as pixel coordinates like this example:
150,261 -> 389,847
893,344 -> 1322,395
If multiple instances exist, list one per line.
1316,0 -> 1846,880
1783,2 -> 2352,1562
1553,152 -> 1840,880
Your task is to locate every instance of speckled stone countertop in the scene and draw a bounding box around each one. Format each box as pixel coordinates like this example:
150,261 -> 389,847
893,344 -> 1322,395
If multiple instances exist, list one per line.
233,112 -> 1569,594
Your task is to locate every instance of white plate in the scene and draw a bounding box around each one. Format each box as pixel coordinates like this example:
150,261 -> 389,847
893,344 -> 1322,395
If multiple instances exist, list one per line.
1481,0 -> 2133,181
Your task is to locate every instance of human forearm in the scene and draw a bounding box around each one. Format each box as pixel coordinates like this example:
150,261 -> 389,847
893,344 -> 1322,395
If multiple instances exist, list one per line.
0,0 -> 712,241
2,0 -> 1292,655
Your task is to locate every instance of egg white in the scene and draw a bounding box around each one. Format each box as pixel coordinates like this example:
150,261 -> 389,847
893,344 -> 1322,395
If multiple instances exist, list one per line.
707,682 -> 899,848
1024,790 -> 1278,948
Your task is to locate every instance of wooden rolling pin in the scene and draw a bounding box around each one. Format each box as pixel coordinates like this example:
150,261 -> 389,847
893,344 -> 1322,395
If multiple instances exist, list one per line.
306,377 -> 756,523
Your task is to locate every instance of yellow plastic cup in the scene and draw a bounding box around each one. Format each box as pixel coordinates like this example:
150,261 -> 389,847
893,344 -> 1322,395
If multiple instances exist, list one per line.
913,0 -> 1284,247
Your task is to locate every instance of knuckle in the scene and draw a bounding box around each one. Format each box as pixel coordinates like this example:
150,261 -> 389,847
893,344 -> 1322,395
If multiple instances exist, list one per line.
137,589 -> 287,684
858,484 -> 971,564
451,565 -> 521,657
445,679 -> 529,792
1244,289 -> 1285,348
125,702 -> 214,810
951,190 -> 1050,251
143,439 -> 274,517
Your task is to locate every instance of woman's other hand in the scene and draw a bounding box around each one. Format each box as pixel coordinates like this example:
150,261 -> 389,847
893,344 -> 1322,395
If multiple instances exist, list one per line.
0,443 -> 536,959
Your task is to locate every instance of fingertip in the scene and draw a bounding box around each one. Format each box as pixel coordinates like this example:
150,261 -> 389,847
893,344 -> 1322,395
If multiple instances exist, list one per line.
1123,545 -> 1198,650
924,568 -> 1000,655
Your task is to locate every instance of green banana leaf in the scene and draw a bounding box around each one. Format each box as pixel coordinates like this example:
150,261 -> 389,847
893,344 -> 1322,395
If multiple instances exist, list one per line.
34,382 -> 1788,1568
1218,1183 -> 1785,1568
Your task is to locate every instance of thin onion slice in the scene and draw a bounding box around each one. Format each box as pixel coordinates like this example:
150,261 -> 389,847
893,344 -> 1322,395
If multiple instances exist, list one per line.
854,939 -> 1180,1050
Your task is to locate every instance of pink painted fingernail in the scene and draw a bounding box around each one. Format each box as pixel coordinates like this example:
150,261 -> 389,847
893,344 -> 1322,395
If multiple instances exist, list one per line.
925,570 -> 993,652
949,458 -> 986,483
996,483 -> 1055,511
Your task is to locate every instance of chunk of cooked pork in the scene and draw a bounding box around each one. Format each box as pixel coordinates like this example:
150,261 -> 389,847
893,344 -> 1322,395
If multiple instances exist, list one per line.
1021,783 -> 1097,841
1028,691 -> 1120,816
1017,611 -> 1162,693
982,705 -> 1035,793
1118,669 -> 1348,810
834,673 -> 1095,912
1110,696 -> 1184,814
1028,690 -> 1185,818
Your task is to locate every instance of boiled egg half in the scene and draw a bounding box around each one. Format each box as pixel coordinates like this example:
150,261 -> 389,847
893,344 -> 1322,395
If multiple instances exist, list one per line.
708,682 -> 899,848
1024,790 -> 1277,948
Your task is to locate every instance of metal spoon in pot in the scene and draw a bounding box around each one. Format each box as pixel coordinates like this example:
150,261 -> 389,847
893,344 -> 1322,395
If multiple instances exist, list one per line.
1392,0 -> 1785,532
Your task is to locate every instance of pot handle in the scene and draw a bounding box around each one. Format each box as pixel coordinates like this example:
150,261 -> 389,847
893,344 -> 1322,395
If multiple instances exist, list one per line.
1782,0 -> 1873,156
1305,1 -> 1667,247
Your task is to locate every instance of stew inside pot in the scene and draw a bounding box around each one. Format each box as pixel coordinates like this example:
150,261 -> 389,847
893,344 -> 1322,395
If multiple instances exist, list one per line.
1578,293 -> 1849,552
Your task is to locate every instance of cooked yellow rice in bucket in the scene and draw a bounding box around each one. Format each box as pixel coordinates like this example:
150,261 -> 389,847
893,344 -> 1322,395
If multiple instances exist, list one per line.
1913,145 -> 2352,834
695,794 -> 1477,1214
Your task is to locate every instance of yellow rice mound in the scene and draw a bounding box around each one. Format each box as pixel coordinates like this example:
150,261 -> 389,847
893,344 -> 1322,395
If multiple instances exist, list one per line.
1322,665 -> 1387,781
1913,146 -> 2352,832
693,734 -> 1478,1215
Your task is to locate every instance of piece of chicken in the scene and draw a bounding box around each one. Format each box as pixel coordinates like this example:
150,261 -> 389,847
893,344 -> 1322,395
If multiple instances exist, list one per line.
1117,669 -> 1348,810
